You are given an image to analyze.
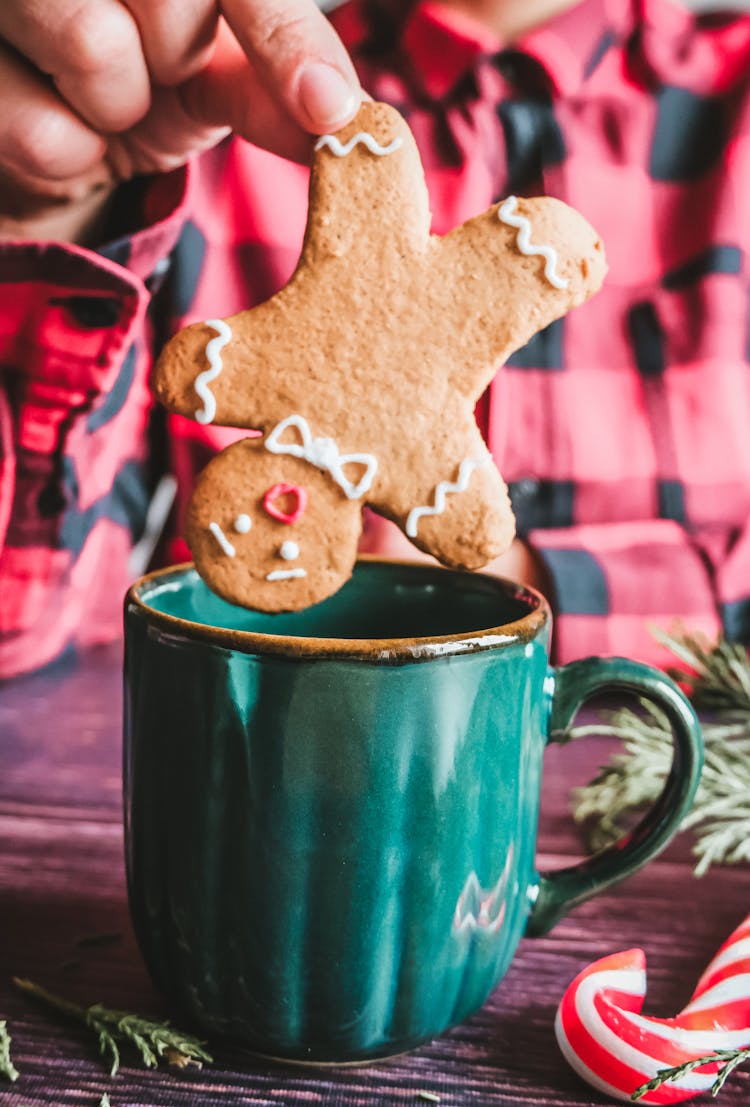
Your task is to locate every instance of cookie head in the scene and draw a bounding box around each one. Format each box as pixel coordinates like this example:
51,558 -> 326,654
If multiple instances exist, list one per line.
185,439 -> 363,612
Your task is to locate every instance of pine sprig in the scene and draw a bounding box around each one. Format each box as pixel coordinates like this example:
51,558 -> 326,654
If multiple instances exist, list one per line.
0,1019 -> 19,1082
631,1045 -> 750,1100
12,978 -> 212,1077
653,626 -> 750,715
570,629 -> 750,873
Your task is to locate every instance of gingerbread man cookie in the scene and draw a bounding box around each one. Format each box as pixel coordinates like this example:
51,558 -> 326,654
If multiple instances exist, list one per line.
154,101 -> 606,612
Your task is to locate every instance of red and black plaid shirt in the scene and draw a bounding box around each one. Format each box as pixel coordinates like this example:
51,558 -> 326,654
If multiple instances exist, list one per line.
1,0 -> 749,678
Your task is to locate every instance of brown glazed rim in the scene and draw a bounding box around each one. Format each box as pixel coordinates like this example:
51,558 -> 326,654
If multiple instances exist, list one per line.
125,557 -> 550,663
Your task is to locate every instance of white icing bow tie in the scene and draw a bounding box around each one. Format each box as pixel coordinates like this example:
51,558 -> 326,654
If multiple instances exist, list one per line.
265,415 -> 378,501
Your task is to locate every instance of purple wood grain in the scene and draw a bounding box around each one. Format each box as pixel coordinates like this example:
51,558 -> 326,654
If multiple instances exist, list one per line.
2,645 -> 749,1106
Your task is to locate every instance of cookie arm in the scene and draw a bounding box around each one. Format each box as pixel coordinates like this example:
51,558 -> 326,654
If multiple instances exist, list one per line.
436,196 -> 607,399
152,297 -> 298,430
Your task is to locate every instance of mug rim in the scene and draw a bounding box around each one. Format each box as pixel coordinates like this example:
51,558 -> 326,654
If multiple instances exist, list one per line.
125,558 -> 550,662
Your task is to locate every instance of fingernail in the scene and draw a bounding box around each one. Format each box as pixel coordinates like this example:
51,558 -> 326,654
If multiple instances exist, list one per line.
298,62 -> 358,129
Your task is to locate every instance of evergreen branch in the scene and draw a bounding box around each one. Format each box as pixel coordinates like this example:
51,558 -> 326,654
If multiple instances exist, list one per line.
12,978 -> 212,1077
652,625 -> 750,715
571,629 -> 750,872
0,1020 -> 19,1082
631,1045 -> 750,1100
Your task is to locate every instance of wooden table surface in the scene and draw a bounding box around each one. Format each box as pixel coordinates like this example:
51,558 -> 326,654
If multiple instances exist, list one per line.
2,642 -> 749,1107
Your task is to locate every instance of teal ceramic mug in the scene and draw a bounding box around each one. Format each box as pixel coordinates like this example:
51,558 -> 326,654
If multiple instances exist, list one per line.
123,559 -> 703,1064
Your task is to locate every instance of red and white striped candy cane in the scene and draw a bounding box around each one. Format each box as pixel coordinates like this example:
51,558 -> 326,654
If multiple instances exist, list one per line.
555,912 -> 750,1103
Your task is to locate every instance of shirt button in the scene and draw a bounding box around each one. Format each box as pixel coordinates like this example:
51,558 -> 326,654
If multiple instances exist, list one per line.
514,478 -> 540,498
146,256 -> 172,294
151,257 -> 171,279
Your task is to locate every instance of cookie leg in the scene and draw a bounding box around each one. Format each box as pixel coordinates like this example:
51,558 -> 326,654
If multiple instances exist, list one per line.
374,445 -> 516,571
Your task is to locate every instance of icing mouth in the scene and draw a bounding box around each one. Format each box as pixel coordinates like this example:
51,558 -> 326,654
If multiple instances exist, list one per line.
266,568 -> 307,582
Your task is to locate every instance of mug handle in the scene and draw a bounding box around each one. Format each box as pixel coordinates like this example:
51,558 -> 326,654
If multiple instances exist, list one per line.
525,656 -> 704,937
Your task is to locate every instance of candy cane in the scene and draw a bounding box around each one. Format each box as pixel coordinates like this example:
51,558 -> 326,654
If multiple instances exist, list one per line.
555,913 -> 750,1103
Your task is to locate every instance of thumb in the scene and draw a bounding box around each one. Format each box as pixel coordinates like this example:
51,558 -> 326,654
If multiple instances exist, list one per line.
219,0 -> 361,133
180,22 -> 316,163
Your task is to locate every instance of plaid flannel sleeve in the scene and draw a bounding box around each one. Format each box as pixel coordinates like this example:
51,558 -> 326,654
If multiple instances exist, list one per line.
527,518 -> 745,667
0,170 -> 188,679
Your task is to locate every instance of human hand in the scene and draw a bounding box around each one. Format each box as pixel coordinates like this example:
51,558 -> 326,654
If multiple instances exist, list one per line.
0,0 -> 362,242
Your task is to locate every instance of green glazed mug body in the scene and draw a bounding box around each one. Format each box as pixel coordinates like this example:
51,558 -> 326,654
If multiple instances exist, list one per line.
123,560 -> 703,1063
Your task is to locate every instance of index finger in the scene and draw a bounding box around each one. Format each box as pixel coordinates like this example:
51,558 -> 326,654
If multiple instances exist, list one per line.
220,0 -> 361,133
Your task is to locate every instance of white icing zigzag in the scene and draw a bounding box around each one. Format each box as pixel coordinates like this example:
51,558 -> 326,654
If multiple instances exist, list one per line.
314,132 -> 403,158
498,195 -> 569,290
194,318 -> 233,425
406,458 -> 486,538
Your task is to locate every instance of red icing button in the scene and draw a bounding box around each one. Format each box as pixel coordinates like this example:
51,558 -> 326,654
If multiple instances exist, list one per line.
263,482 -> 308,524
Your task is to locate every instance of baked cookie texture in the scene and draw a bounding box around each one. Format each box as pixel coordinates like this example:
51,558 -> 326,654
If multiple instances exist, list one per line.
153,100 -> 607,612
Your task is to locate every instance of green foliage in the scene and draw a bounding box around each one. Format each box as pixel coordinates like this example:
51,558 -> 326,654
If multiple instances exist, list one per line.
12,978 -> 212,1077
571,629 -> 750,874
0,1020 -> 19,1082
631,1045 -> 750,1100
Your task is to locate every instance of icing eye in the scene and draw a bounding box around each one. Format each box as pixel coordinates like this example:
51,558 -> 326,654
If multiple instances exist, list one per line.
263,483 -> 307,525
234,514 -> 252,533
280,541 -> 300,561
